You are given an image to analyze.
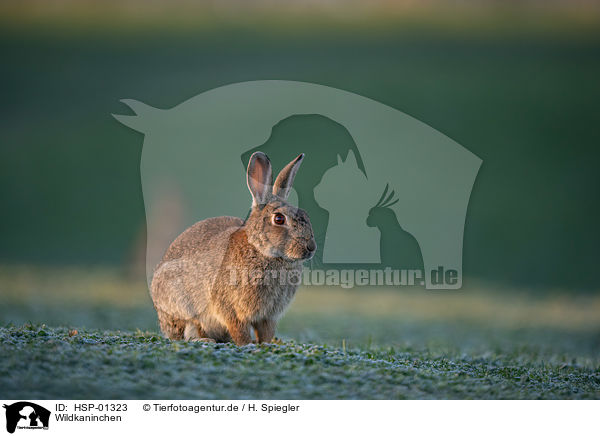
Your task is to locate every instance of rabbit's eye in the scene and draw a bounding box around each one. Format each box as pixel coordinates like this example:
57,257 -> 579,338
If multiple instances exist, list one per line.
273,213 -> 286,225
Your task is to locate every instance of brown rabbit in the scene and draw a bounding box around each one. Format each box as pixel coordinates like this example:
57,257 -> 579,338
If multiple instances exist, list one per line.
150,152 -> 316,345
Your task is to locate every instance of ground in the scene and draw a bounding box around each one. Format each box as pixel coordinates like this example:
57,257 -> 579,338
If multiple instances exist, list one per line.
0,267 -> 599,399
1,325 -> 599,399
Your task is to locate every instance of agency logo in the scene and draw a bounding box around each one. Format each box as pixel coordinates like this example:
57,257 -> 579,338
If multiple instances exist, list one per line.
114,80 -> 481,289
3,402 -> 50,433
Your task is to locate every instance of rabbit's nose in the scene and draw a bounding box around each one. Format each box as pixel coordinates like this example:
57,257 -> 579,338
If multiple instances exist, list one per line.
306,239 -> 316,253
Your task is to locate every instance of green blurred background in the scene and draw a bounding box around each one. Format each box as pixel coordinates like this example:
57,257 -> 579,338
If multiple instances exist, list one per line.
2,0 -> 599,290
0,1 -> 599,357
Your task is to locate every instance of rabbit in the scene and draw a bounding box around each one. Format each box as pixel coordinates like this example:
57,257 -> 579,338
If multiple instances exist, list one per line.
150,152 -> 316,345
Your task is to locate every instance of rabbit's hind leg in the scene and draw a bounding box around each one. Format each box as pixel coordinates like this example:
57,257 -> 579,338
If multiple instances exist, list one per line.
184,322 -> 216,343
156,308 -> 185,340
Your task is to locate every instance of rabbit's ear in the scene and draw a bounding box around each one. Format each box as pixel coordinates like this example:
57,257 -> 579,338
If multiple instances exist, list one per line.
273,153 -> 304,200
247,152 -> 273,206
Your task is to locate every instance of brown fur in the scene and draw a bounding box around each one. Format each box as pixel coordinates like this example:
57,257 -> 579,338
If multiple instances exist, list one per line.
150,152 -> 315,345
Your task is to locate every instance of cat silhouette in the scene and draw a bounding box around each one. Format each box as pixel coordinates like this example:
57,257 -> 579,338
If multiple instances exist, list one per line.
315,150 -> 380,263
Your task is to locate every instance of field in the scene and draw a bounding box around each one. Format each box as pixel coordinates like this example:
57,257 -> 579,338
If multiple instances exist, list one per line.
1,267 -> 599,399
